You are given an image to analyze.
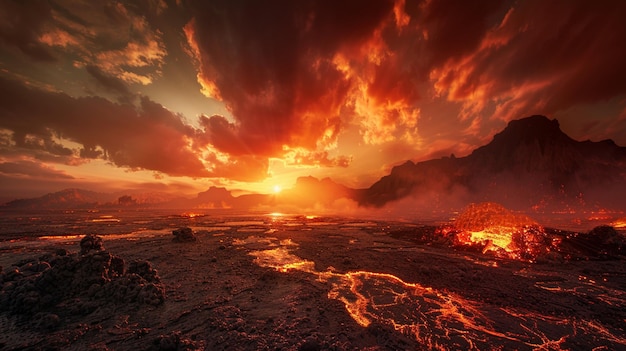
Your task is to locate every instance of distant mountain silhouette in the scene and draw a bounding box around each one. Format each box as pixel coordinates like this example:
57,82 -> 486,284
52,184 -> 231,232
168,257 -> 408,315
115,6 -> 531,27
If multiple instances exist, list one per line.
194,186 -> 235,209
192,177 -> 355,210
4,188 -> 115,209
4,115 -> 625,213
278,176 -> 356,207
358,115 -> 626,211
3,189 -> 186,209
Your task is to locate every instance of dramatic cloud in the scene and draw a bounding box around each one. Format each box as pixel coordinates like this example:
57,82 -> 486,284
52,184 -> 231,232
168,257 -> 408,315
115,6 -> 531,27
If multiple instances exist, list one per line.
2,0 -> 626,197
0,1 -> 56,61
0,76 -> 207,177
183,0 -> 511,161
185,0 -> 400,158
0,0 -> 166,85
85,65 -> 133,97
179,0 -> 626,183
431,0 -> 626,123
0,160 -> 74,179
285,150 -> 351,168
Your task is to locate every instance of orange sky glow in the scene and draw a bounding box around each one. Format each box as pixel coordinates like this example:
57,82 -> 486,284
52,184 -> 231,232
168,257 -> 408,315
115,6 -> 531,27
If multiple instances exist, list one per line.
1,0 -> 625,202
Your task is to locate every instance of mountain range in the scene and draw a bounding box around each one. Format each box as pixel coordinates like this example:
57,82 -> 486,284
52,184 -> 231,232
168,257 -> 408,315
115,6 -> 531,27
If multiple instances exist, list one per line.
3,115 -> 626,214
358,115 -> 626,212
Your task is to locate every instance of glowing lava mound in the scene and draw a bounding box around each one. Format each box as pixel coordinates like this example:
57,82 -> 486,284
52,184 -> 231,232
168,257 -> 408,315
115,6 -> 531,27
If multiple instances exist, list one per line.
453,202 -> 552,261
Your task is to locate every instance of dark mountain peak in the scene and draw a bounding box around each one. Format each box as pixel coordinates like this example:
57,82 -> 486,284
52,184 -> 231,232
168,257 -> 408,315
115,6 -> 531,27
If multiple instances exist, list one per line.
488,115 -> 574,150
361,115 -> 626,210
468,115 -> 581,173
198,186 -> 231,197
508,114 -> 559,130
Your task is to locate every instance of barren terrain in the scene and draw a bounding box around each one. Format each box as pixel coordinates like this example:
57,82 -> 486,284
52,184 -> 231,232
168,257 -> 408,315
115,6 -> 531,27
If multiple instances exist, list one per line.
0,210 -> 625,350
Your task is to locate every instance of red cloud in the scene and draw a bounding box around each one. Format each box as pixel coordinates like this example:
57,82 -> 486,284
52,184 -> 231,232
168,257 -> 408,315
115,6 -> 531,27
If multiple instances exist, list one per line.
202,152 -> 269,182
0,160 -> 74,179
431,0 -> 626,123
0,1 -> 166,86
0,76 -> 208,177
184,0 -> 509,159
0,1 -> 56,61
185,0 -> 396,157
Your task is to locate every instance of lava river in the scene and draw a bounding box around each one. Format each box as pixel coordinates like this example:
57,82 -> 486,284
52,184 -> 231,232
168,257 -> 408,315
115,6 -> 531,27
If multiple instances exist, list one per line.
235,236 -> 626,351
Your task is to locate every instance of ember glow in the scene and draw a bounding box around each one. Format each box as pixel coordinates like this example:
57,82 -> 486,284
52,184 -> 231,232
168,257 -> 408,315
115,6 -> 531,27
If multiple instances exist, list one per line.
241,234 -> 626,350
450,202 -> 551,260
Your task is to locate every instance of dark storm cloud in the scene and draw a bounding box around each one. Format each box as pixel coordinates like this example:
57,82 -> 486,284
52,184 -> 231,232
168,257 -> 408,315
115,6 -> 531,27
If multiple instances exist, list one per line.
0,1 -> 56,61
183,0 -> 511,157
85,65 -> 133,97
0,0 -> 167,86
185,0 -> 396,156
185,0 -> 626,163
3,0 -> 625,189
0,160 -> 74,179
432,0 -> 626,123
0,76 -> 208,177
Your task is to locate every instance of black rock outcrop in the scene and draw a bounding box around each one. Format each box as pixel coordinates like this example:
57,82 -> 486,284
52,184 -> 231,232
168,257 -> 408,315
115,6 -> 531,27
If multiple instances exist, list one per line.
0,235 -> 165,328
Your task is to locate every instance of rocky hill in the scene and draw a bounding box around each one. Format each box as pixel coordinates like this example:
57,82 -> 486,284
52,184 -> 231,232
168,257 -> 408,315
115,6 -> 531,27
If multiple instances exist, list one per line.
358,115 -> 626,211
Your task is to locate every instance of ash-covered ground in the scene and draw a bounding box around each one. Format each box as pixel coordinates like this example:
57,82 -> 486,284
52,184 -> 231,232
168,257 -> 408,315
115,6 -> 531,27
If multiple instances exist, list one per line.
0,209 -> 625,350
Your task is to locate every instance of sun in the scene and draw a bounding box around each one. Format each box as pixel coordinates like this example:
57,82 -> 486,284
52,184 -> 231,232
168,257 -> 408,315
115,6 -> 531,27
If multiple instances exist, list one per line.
272,185 -> 282,193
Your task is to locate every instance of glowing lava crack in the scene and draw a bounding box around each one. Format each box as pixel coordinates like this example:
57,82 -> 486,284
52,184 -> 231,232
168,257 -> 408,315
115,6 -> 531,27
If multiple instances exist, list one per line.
241,238 -> 625,351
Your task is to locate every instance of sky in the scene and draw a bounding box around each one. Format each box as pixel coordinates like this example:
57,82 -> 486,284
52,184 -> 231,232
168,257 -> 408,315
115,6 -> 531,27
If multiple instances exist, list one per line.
1,0 -> 625,202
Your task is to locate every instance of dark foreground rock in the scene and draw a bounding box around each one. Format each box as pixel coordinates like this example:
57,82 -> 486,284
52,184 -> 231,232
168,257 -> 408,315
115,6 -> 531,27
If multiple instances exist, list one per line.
0,235 -> 165,326
172,227 -> 198,242
148,331 -> 203,351
81,234 -> 105,254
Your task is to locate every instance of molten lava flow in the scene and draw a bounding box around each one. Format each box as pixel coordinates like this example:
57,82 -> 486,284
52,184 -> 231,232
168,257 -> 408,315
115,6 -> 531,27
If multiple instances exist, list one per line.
250,247 -> 316,273
91,215 -> 120,223
241,236 -> 626,350
38,235 -> 83,241
181,212 -> 205,218
452,202 -> 549,260
248,244 -> 503,347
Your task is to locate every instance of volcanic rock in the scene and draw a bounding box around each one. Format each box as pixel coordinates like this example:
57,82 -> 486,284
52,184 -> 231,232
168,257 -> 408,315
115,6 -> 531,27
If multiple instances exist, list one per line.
581,225 -> 625,257
510,226 -> 552,261
0,235 -> 165,322
33,312 -> 61,330
172,227 -> 197,242
149,331 -> 202,351
80,234 -> 104,254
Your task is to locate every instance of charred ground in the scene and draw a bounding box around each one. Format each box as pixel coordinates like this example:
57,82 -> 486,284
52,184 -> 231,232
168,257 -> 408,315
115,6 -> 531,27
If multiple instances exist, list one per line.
0,209 -> 625,350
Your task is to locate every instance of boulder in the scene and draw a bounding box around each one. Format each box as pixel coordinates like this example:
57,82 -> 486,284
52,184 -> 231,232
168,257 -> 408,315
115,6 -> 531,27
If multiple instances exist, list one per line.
0,234 -> 165,323
80,234 -> 104,254
172,227 -> 197,242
